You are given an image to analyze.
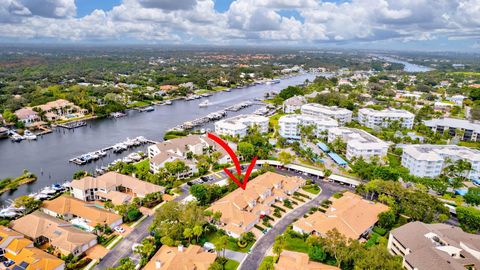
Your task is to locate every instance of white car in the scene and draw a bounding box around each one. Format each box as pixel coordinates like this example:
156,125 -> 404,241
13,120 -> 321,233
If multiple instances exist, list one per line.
114,226 -> 125,233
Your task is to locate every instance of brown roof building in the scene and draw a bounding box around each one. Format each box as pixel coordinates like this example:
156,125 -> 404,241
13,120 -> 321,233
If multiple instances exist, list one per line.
207,172 -> 306,238
41,195 -> 123,230
292,192 -> 388,239
70,172 -> 165,204
143,245 -> 216,270
275,251 -> 339,270
2,234 -> 65,270
11,211 -> 97,256
388,221 -> 480,270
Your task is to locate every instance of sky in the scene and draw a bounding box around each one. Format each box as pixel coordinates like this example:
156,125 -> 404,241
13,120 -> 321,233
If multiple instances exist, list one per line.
0,0 -> 479,51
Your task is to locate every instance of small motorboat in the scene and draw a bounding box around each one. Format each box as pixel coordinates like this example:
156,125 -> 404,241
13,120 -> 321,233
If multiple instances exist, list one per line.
164,100 -> 172,105
199,100 -> 210,107
24,130 -> 37,140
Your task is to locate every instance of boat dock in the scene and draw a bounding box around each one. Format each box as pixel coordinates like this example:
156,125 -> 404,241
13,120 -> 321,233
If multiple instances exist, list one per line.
58,121 -> 87,129
69,136 -> 158,165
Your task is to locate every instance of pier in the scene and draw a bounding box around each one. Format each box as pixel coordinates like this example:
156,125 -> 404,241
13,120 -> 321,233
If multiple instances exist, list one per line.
69,136 -> 158,165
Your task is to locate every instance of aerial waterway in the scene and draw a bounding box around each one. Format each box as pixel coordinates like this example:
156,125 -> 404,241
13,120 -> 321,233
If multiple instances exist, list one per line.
376,55 -> 433,72
0,73 -> 316,203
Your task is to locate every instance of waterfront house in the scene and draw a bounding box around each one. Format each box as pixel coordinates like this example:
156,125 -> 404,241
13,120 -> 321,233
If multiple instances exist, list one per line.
11,211 -> 97,256
143,245 -> 216,270
275,250 -> 339,270
0,226 -> 65,270
70,172 -> 165,204
388,221 -> 480,270
41,196 -> 123,231
159,85 -> 179,91
207,172 -> 306,238
34,99 -> 87,121
14,108 -> 40,126
292,192 -> 388,239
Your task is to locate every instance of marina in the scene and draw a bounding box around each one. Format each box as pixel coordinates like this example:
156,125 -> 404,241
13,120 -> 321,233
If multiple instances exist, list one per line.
69,136 -> 155,165
0,73 -> 315,204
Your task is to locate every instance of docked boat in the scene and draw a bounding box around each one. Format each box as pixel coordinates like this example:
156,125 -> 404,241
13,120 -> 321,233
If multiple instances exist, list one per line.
0,209 -> 19,218
164,100 -> 173,105
110,112 -> 126,118
24,130 -> 37,140
142,106 -> 154,112
10,134 -> 24,142
199,100 -> 210,107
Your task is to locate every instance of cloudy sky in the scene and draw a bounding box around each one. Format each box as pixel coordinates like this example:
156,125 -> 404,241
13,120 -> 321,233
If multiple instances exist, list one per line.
0,0 -> 479,51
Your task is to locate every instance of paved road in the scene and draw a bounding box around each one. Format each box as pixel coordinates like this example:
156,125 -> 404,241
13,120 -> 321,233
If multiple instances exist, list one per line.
238,182 -> 347,270
224,249 -> 247,262
94,175 -> 220,269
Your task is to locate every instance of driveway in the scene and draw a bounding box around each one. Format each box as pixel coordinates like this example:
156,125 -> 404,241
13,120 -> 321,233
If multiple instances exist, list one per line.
94,188 -> 190,269
223,249 -> 247,262
238,182 -> 346,270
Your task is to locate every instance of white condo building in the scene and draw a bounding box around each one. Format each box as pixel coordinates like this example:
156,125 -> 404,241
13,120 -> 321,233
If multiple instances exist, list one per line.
358,108 -> 415,129
301,103 -> 353,125
328,127 -> 389,161
279,114 -> 338,139
214,114 -> 269,138
423,118 -> 480,142
282,96 -> 306,113
401,144 -> 480,180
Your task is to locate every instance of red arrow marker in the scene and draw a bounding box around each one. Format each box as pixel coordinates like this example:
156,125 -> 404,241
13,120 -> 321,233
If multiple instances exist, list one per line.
208,133 -> 257,190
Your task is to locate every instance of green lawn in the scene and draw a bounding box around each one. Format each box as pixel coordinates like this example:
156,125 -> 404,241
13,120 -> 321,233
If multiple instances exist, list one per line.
134,159 -> 150,171
128,101 -> 151,108
213,86 -> 228,91
284,235 -> 309,253
302,185 -> 321,195
202,231 -> 254,253
225,259 -> 240,270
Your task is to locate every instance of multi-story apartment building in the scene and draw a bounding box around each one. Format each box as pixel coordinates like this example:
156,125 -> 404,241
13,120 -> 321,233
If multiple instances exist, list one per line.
328,127 -> 389,161
214,114 -> 269,138
301,103 -> 352,125
358,108 -> 415,129
401,144 -> 480,180
283,96 -> 306,113
279,114 -> 338,139
388,221 -> 480,270
423,118 -> 480,141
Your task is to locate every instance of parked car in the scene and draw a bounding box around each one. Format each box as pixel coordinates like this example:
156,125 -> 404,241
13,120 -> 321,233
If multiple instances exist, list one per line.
114,226 -> 125,233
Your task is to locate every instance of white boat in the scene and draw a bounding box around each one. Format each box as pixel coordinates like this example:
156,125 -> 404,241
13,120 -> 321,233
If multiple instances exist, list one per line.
124,139 -> 135,147
24,130 -> 37,140
122,157 -> 133,163
40,186 -> 57,195
142,106 -> 154,112
11,134 -> 24,142
0,209 -> 19,218
199,100 -> 210,107
164,100 -> 172,105
34,193 -> 50,200
128,153 -> 142,161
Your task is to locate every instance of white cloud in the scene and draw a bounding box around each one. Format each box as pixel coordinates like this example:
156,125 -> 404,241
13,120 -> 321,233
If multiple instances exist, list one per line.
0,0 -> 479,48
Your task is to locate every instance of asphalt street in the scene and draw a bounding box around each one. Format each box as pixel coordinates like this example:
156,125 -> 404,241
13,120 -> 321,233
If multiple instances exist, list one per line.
238,181 -> 347,270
